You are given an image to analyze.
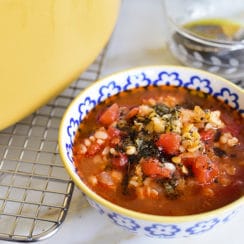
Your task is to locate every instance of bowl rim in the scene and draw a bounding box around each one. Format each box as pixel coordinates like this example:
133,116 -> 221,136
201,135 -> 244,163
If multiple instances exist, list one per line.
59,65 -> 244,223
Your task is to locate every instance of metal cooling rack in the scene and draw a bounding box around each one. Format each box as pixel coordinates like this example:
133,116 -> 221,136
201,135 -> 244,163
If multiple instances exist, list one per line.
0,48 -> 107,242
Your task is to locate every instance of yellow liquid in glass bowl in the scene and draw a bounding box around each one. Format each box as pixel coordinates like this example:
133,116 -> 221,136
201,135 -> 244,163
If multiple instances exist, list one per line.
169,18 -> 244,80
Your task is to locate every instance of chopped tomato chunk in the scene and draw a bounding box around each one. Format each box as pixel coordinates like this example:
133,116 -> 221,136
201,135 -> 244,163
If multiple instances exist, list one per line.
221,112 -> 241,137
156,132 -> 181,155
126,107 -> 139,120
86,142 -> 103,156
183,155 -> 219,184
107,126 -> 120,137
200,129 -> 215,141
141,158 -> 171,178
112,153 -> 128,169
222,125 -> 241,137
99,103 -> 119,126
107,126 -> 121,146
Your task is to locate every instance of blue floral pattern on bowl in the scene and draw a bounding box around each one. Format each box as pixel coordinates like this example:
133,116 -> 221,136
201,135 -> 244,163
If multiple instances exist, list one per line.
185,218 -> 219,235
153,71 -> 183,86
124,72 -> 151,90
144,224 -> 181,238
214,87 -> 239,110
78,97 -> 96,122
85,196 -> 243,238
184,75 -> 213,94
98,80 -> 121,103
108,212 -> 140,232
221,207 -> 242,223
60,66 -> 243,238
67,118 -> 80,143
86,198 -> 105,215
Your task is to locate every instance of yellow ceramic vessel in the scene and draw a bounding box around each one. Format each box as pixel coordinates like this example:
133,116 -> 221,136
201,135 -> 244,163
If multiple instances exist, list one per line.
0,0 -> 120,130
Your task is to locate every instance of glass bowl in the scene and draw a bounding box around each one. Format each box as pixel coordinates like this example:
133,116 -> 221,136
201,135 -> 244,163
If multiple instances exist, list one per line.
163,0 -> 244,81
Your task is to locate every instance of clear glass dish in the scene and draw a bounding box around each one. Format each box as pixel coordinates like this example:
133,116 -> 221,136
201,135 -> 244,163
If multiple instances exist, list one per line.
163,0 -> 244,81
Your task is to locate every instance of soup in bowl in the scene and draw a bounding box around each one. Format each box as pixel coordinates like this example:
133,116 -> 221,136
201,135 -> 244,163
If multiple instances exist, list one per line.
59,66 -> 244,238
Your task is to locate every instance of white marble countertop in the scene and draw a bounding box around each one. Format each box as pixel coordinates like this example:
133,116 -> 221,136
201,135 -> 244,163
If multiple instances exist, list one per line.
6,0 -> 243,243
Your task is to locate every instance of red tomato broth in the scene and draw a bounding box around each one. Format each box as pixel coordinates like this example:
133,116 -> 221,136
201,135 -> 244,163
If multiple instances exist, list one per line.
72,86 -> 244,216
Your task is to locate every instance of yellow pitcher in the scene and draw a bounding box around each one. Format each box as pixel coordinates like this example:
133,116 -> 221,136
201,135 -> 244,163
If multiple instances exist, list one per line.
0,0 -> 120,130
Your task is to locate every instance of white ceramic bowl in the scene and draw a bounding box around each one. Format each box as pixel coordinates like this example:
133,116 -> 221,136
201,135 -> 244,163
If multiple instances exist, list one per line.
59,65 -> 244,239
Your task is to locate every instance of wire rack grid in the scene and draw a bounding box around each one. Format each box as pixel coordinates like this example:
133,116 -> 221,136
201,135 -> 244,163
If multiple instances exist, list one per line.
0,48 -> 107,242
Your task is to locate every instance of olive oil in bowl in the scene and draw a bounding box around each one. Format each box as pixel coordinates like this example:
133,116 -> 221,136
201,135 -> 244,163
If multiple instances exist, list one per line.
169,18 -> 244,80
